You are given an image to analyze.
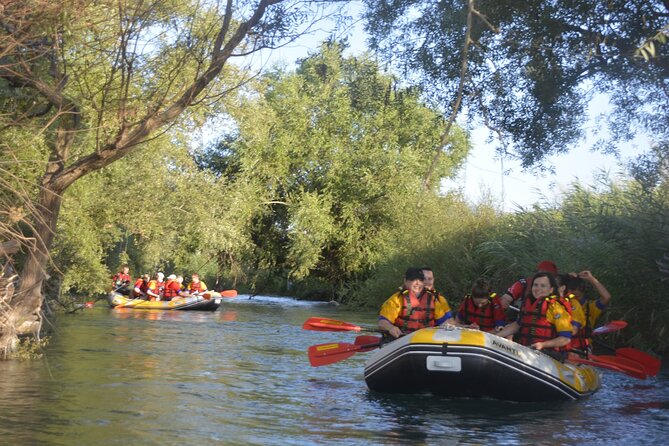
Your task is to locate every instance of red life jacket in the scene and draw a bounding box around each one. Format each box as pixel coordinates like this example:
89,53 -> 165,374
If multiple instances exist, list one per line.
189,281 -> 206,293
459,293 -> 502,332
133,278 -> 149,296
393,288 -> 437,332
163,280 -> 180,299
148,280 -> 165,296
515,294 -> 560,347
112,272 -> 131,287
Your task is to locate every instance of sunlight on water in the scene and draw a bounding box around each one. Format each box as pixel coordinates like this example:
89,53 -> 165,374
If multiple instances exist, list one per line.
0,297 -> 667,445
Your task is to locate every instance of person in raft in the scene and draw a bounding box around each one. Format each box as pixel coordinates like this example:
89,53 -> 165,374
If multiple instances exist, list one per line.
163,274 -> 182,301
133,273 -> 151,299
146,272 -> 166,301
555,273 -> 588,355
499,260 -> 559,311
495,271 -> 573,357
111,264 -> 132,295
187,273 -> 208,296
565,270 -> 612,351
455,278 -> 507,332
378,267 -> 456,339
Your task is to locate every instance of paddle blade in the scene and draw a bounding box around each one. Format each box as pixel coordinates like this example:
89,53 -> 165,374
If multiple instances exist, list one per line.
220,289 -> 238,298
302,317 -> 363,332
308,342 -> 361,367
354,335 -> 382,352
592,320 -> 628,335
569,354 -> 647,380
590,354 -> 648,380
616,348 -> 661,376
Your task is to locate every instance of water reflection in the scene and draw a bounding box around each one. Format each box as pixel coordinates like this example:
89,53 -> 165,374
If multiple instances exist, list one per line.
0,300 -> 666,445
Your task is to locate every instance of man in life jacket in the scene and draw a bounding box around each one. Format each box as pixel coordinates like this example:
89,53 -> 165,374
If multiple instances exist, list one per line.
378,267 -> 456,339
111,265 -> 132,295
455,278 -> 507,332
133,274 -> 151,299
146,272 -> 166,301
163,274 -> 182,301
187,273 -> 208,296
495,272 -> 573,354
565,270 -> 612,350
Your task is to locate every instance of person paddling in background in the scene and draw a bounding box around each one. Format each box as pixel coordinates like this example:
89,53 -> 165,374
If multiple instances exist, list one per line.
187,273 -> 207,296
111,264 -> 132,295
146,272 -> 166,301
378,267 -> 456,339
133,273 -> 151,299
163,274 -> 181,301
566,270 -> 612,350
455,278 -> 507,332
495,272 -> 573,358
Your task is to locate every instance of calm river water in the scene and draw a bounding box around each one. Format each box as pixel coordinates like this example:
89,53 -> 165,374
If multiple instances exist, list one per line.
0,295 -> 667,445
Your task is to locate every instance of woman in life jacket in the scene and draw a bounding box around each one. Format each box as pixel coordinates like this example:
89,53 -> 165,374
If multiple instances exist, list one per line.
378,267 -> 456,339
494,272 -> 573,352
455,278 -> 507,332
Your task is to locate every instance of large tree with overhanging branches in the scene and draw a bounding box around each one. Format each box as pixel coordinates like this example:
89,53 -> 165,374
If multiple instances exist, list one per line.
0,0 -> 344,356
363,0 -> 669,170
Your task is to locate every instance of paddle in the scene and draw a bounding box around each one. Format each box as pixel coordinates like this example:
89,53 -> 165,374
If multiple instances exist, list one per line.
568,353 -> 647,380
615,347 -> 661,376
354,335 -> 383,352
302,317 -> 381,333
591,320 -> 628,335
308,341 -> 382,367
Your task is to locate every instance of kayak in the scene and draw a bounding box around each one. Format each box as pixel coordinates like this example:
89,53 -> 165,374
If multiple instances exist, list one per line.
363,327 -> 601,402
107,291 -> 221,311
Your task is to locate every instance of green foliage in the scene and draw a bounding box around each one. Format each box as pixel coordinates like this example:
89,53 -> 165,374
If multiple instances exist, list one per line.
205,41 -> 471,286
364,0 -> 669,167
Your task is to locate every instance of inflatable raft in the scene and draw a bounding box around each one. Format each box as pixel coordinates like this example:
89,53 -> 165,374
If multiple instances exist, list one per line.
364,327 -> 601,402
107,291 -> 221,311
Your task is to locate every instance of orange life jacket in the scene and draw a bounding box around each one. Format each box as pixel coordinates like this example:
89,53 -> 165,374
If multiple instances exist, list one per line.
163,280 -> 180,299
459,293 -> 502,332
393,288 -> 437,332
133,278 -> 149,297
189,281 -> 206,293
515,294 -> 560,347
148,280 -> 165,296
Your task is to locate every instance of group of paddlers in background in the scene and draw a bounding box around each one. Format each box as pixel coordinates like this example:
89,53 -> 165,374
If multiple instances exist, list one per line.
111,265 -> 208,301
378,261 -> 611,360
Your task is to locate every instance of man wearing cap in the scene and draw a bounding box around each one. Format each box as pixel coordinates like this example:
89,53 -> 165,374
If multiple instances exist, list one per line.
163,274 -> 181,301
146,272 -> 166,301
378,267 -> 456,338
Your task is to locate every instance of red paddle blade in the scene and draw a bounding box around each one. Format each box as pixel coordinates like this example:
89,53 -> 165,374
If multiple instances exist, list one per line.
590,354 -> 648,380
569,354 -> 647,380
616,348 -> 661,376
220,290 -> 238,298
354,335 -> 382,352
592,320 -> 628,335
308,342 -> 361,367
302,317 -> 362,332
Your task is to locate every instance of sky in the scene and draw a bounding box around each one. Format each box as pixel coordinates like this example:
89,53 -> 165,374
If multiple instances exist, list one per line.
247,3 -> 654,212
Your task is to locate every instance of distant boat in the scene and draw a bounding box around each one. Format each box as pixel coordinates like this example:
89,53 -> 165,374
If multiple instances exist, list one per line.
107,291 -> 223,311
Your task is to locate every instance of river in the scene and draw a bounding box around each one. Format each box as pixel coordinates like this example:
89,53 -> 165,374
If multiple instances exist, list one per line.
0,295 -> 667,445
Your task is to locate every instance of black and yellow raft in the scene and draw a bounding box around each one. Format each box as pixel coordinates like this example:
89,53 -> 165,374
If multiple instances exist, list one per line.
364,327 -> 600,402
107,291 -> 221,311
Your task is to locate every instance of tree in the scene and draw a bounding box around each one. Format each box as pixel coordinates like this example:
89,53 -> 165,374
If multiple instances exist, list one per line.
204,41 -> 470,291
0,0 -> 342,356
363,0 -> 669,169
